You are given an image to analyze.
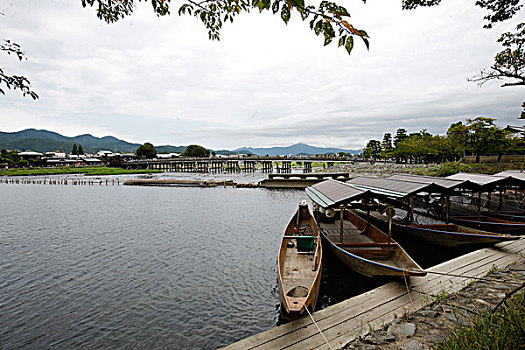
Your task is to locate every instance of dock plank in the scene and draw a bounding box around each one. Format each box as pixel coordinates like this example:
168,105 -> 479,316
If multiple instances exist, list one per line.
221,237 -> 524,350
290,247 -> 522,350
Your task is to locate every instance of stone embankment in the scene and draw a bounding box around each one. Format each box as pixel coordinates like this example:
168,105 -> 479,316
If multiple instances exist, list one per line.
321,162 -> 431,178
344,257 -> 525,350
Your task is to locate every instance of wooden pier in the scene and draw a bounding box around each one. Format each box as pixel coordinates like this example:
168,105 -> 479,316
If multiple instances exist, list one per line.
221,237 -> 524,350
259,172 -> 350,189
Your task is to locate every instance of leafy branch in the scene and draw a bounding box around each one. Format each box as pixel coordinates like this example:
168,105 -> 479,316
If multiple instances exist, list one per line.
470,23 -> 525,87
81,0 -> 369,54
475,0 -> 523,29
0,39 -> 38,99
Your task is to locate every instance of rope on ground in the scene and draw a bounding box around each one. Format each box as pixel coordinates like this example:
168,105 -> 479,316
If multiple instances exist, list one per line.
402,269 -> 416,309
423,270 -> 522,285
305,306 -> 334,350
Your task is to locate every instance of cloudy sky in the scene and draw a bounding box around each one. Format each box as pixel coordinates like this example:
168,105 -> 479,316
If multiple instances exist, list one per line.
1,0 -> 524,150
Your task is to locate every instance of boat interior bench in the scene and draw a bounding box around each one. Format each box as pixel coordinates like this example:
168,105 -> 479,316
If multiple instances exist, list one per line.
336,242 -> 398,248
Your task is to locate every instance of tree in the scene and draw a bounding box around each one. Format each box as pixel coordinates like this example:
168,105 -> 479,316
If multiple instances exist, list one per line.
107,155 -> 123,167
362,139 -> 381,160
183,144 -> 210,158
72,143 -> 78,155
1,38 -> 38,99
465,116 -> 506,163
404,0 -> 522,28
81,0 -> 370,55
446,121 -> 468,160
469,23 -> 525,118
135,142 -> 157,159
393,128 -> 408,147
78,144 -> 84,155
380,132 -> 393,161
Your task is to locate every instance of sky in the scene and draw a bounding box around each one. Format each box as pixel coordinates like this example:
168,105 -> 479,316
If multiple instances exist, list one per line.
0,0 -> 524,151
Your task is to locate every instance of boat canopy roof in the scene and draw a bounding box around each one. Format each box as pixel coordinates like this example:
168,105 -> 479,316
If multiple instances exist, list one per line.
494,170 -> 525,181
346,176 -> 455,198
306,179 -> 372,208
446,172 -> 525,191
388,174 -> 481,192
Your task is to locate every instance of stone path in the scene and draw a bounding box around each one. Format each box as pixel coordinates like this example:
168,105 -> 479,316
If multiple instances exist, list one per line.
344,257 -> 525,350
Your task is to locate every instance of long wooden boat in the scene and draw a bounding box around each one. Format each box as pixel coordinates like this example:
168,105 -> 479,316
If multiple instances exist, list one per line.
319,210 -> 426,278
486,211 -> 525,223
278,201 -> 322,320
450,215 -> 525,235
365,211 -> 520,247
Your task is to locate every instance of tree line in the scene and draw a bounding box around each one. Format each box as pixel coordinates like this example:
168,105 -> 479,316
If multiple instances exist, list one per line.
134,143 -> 210,160
362,117 -> 525,163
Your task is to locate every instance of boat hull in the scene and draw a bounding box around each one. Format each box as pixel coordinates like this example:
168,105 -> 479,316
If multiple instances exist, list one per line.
278,203 -> 322,320
365,212 -> 520,247
321,234 -> 425,278
486,211 -> 525,223
397,223 -> 519,247
450,216 -> 525,235
320,210 -> 425,278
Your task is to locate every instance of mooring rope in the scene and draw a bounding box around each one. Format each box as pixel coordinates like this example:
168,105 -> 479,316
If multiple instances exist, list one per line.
305,307 -> 334,350
402,269 -> 416,309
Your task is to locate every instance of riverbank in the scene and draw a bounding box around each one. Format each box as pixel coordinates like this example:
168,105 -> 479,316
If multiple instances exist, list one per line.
344,254 -> 525,350
322,161 -> 524,178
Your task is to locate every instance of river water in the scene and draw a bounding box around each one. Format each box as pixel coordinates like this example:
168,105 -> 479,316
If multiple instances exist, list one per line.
0,172 -> 471,349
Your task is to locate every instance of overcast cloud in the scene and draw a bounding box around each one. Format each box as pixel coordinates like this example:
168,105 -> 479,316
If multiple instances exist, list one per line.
1,0 -> 524,150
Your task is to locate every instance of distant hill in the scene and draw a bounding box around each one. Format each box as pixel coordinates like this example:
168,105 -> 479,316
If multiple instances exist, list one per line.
0,129 -> 359,156
0,129 -> 142,153
0,129 -> 188,154
233,143 -> 359,156
156,145 -> 187,153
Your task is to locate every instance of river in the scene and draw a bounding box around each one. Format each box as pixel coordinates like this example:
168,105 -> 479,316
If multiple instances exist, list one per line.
0,172 -> 472,349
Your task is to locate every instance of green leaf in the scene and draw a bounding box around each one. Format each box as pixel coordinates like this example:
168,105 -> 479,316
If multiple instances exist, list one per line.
362,37 -> 370,50
257,0 -> 265,12
345,35 -> 353,55
324,34 -> 332,46
272,1 -> 279,14
338,35 -> 346,47
291,0 -> 305,8
281,5 -> 290,24
314,20 -> 322,35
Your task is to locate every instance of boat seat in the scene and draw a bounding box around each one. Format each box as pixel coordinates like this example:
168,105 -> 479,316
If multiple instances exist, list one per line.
286,286 -> 309,297
296,236 -> 315,252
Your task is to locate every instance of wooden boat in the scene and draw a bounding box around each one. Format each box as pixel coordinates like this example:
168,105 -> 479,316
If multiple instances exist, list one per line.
278,201 -> 322,320
486,211 -> 525,223
319,209 -> 426,278
364,211 -> 520,247
450,216 -> 525,235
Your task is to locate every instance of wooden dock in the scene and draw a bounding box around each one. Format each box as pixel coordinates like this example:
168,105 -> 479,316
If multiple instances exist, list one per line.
221,237 -> 524,350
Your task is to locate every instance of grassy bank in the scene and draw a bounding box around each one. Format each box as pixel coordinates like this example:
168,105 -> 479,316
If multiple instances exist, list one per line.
0,166 -> 163,176
437,289 -> 524,350
412,162 -> 524,177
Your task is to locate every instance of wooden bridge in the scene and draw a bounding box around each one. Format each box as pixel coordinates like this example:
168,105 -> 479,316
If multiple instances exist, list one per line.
124,158 -> 355,173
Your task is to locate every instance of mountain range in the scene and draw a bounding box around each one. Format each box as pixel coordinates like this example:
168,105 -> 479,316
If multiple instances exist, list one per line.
0,129 -> 359,155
